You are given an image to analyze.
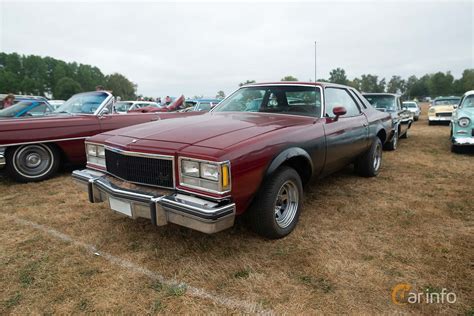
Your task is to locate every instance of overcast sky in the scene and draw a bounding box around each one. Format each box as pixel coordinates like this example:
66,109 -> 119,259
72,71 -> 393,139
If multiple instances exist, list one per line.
1,1 -> 472,97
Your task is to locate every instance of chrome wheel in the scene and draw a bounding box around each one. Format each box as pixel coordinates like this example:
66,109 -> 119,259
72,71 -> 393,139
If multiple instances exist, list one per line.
13,144 -> 54,178
373,142 -> 382,171
274,180 -> 299,229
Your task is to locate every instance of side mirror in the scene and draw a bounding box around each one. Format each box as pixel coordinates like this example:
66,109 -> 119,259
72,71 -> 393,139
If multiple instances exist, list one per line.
332,106 -> 347,120
453,104 -> 458,109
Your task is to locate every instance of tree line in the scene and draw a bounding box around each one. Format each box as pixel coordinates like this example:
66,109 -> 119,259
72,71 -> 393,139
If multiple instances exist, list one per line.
0,52 -> 137,100
240,68 -> 474,100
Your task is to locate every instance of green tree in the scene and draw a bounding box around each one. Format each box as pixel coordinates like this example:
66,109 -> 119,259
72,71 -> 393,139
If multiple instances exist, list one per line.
54,77 -> 82,99
105,73 -> 136,100
428,71 -> 454,97
239,80 -> 256,87
386,75 -> 406,94
359,74 -> 385,93
281,75 -> 298,81
216,90 -> 225,99
328,68 -> 348,85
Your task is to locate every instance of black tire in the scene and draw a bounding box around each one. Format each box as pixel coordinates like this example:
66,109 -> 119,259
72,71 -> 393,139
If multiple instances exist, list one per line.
451,144 -> 461,153
414,116 -> 419,121
383,128 -> 398,151
356,137 -> 383,177
6,144 -> 60,182
249,166 -> 303,239
428,121 -> 434,126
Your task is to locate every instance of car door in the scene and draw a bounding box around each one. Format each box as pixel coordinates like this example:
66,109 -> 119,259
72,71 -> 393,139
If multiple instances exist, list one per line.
322,87 -> 369,175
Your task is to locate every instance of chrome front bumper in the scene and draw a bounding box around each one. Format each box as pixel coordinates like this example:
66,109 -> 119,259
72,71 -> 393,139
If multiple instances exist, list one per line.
72,169 -> 235,234
452,136 -> 474,146
429,116 -> 451,121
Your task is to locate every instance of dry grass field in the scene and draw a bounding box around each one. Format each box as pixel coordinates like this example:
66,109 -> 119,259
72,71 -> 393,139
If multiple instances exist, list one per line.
1,103 -> 473,315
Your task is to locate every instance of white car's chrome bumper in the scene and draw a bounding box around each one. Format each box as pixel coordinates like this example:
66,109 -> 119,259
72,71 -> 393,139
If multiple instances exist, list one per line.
72,169 -> 235,234
429,116 -> 451,121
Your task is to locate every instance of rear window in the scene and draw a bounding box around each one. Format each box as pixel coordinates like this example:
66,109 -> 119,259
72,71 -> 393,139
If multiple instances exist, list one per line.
433,98 -> 460,106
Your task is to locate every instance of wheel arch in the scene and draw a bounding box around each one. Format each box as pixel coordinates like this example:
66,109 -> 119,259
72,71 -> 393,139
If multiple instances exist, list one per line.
265,147 -> 313,186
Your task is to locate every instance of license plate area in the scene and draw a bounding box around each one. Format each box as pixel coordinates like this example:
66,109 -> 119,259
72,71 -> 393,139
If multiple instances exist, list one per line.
109,197 -> 132,217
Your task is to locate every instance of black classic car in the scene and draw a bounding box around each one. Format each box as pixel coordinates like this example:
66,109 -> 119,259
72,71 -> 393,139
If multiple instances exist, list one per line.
363,93 -> 413,150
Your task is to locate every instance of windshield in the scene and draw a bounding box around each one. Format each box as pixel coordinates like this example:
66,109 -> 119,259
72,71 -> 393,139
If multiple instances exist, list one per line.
55,92 -> 109,114
460,95 -> 474,108
213,86 -> 322,117
196,102 -> 211,111
364,95 -> 396,111
115,101 -> 134,112
433,98 -> 460,106
404,102 -> 417,108
0,101 -> 43,117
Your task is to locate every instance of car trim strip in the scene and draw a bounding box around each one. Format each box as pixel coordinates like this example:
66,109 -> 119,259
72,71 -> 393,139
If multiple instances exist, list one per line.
0,136 -> 88,148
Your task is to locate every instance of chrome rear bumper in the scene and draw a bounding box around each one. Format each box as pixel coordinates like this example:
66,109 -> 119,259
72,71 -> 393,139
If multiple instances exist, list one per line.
72,169 -> 235,234
452,136 -> 474,146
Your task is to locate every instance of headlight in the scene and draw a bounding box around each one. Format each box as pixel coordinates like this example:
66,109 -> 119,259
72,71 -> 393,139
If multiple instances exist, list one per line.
179,158 -> 231,193
200,163 -> 219,181
429,107 -> 436,113
181,160 -> 200,177
85,143 -> 106,168
458,117 -> 471,127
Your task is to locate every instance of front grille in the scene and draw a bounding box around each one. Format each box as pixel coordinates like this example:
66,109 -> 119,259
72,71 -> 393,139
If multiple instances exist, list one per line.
105,149 -> 174,188
436,112 -> 451,117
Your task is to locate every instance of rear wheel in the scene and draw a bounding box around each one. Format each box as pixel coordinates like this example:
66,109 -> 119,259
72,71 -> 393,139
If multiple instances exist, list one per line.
356,137 -> 382,177
383,128 -> 398,151
6,144 -> 60,182
249,167 -> 303,239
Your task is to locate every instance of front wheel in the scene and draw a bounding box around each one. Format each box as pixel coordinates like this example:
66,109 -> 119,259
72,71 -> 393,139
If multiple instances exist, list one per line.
249,167 -> 303,239
356,137 -> 383,177
6,144 -> 60,182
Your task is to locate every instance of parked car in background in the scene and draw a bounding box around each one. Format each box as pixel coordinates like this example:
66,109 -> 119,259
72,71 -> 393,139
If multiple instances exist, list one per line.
428,96 -> 461,125
363,93 -> 413,150
129,95 -> 186,113
0,99 -> 54,118
73,82 -> 392,239
450,90 -> 474,152
182,98 -> 222,112
403,101 -> 421,121
114,101 -> 163,114
48,100 -> 66,109
0,91 -> 196,183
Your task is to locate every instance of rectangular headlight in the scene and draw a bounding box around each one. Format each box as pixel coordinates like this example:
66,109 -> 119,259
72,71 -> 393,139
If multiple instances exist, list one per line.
181,160 -> 200,177
179,157 -> 231,193
85,142 -> 105,168
86,144 -> 98,156
200,163 -> 219,181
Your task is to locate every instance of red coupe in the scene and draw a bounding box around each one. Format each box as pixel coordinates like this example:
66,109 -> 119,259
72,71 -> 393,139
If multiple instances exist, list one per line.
73,82 -> 392,238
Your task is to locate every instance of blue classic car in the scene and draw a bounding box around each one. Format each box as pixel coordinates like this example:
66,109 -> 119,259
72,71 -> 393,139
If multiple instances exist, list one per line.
450,90 -> 474,152
0,95 -> 54,118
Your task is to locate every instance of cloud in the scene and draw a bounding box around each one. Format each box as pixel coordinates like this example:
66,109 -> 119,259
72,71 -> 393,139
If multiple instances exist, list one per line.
1,1 -> 472,97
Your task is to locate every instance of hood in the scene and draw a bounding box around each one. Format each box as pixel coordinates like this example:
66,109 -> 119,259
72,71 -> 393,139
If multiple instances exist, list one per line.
103,112 -> 314,150
431,105 -> 454,112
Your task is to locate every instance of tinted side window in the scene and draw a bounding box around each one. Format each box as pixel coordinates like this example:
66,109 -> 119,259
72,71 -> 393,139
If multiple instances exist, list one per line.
325,88 -> 361,117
